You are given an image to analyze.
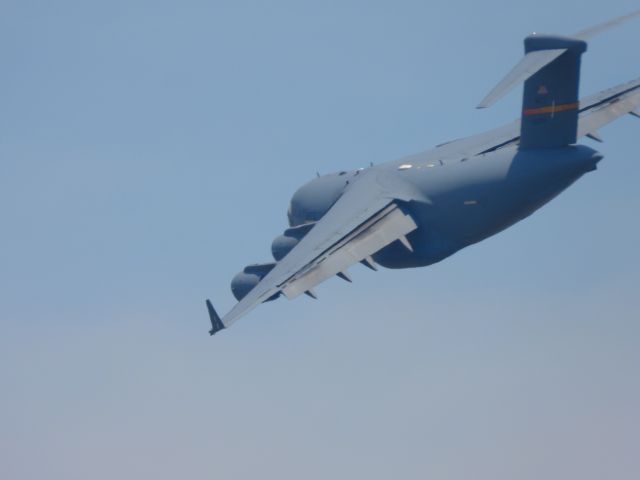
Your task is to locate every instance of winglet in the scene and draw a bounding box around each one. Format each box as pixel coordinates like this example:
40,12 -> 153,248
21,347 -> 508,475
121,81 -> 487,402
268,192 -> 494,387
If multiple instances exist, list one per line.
206,299 -> 225,336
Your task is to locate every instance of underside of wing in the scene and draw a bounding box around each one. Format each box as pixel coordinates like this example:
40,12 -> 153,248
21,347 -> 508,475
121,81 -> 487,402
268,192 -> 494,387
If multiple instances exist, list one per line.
279,202 -> 416,299
212,170 -> 418,332
577,78 -> 640,138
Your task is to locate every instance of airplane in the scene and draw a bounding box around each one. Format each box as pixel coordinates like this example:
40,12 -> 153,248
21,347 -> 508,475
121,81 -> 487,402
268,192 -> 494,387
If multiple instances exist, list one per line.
205,11 -> 640,336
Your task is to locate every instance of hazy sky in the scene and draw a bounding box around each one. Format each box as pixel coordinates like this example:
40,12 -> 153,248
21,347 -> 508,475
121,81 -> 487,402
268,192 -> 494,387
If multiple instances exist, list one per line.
1,1 -> 639,479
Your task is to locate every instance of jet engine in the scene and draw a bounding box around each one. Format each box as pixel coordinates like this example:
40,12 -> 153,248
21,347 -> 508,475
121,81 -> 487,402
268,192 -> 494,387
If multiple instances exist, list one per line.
287,170 -> 360,226
271,222 -> 315,261
231,263 -> 279,302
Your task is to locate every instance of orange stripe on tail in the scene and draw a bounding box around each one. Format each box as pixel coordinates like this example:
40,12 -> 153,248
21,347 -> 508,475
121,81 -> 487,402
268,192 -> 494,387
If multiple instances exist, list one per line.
523,102 -> 579,116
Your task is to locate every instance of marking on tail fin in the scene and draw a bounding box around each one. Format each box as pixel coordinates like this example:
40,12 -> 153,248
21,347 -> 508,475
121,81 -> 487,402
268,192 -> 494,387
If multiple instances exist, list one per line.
523,101 -> 579,116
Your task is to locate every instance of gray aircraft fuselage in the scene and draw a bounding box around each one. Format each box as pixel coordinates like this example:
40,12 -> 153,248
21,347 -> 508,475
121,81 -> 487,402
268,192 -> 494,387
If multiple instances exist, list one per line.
286,144 -> 602,270
208,11 -> 640,335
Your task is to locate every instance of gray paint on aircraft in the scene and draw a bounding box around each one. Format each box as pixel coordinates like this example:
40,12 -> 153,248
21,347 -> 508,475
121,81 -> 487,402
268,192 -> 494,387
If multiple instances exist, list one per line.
205,11 -> 640,335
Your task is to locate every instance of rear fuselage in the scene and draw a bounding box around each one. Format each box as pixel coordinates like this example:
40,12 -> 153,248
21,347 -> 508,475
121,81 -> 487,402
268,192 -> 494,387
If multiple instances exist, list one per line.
372,144 -> 602,268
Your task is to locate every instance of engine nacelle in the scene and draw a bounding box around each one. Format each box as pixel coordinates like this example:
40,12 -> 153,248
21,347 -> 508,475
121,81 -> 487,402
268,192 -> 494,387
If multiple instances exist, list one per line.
271,222 -> 315,261
271,234 -> 299,261
231,263 -> 278,301
287,170 -> 360,227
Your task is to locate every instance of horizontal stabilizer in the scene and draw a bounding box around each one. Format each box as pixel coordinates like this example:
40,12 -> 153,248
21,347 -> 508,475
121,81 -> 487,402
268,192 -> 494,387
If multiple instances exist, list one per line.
478,9 -> 640,109
574,9 -> 640,39
477,49 -> 566,108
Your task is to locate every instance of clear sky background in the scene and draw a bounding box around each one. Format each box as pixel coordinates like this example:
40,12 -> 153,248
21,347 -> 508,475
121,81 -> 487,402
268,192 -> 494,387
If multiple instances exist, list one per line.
1,1 -> 639,479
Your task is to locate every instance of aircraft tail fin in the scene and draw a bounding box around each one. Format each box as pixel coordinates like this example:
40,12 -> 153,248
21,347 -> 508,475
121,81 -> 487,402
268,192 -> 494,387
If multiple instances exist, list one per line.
476,34 -> 587,149
519,35 -> 587,149
477,9 -> 640,110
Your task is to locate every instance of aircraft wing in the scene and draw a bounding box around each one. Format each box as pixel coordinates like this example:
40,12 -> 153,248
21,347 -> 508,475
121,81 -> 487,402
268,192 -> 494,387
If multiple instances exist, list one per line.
577,78 -> 640,138
207,169 -> 418,334
407,76 -> 640,166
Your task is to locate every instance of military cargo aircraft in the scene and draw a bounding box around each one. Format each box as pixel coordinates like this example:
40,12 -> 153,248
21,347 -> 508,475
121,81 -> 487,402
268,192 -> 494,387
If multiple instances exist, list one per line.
206,11 -> 640,335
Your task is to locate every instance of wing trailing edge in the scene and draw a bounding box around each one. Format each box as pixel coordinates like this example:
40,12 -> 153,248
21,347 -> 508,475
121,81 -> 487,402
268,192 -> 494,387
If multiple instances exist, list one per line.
279,203 -> 417,300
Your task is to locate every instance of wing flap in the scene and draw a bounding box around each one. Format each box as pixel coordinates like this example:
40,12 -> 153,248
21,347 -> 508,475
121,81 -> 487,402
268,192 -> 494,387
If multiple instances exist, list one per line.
281,204 -> 417,299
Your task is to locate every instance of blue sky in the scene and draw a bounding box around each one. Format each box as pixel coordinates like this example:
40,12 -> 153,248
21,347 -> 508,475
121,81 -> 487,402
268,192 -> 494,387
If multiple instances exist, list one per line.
1,1 -> 639,478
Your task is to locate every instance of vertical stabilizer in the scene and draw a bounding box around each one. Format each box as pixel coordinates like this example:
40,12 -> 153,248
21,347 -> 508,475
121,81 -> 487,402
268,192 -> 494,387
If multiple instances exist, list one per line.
519,35 -> 587,149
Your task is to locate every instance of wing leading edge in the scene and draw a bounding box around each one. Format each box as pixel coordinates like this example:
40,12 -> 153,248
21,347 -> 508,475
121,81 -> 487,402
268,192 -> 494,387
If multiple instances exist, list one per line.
207,170 -> 418,334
